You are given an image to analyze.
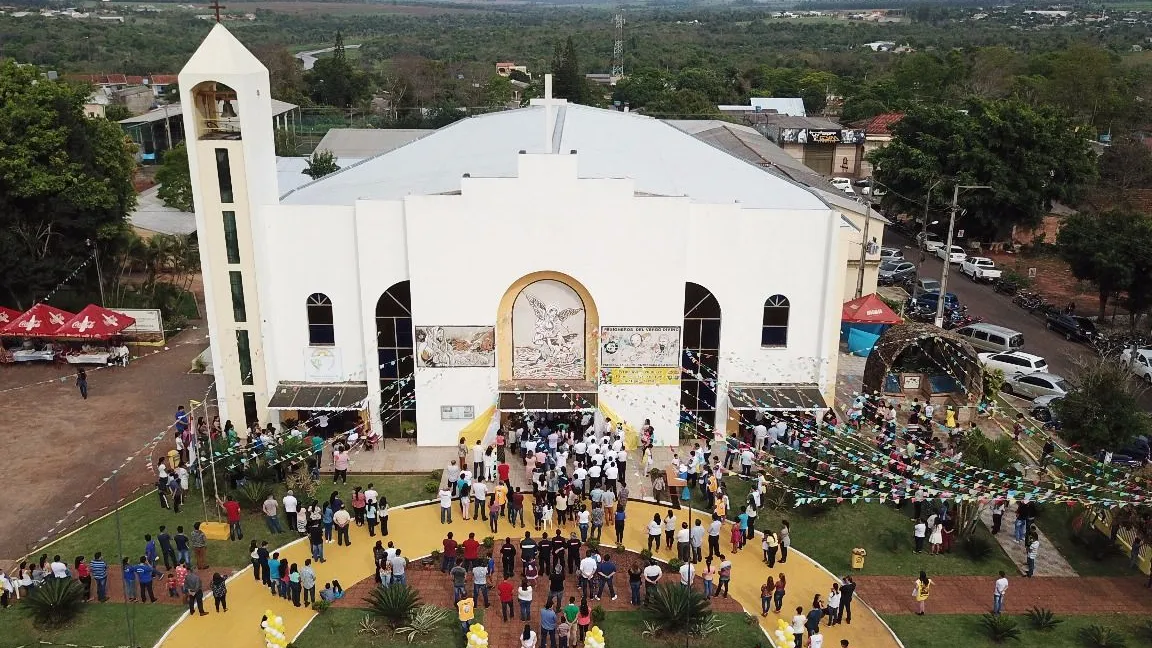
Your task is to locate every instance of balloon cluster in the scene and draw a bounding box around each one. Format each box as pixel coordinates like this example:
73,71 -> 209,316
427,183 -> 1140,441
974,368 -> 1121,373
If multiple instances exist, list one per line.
583,625 -> 606,648
770,618 -> 795,648
261,611 -> 288,648
466,623 -> 488,648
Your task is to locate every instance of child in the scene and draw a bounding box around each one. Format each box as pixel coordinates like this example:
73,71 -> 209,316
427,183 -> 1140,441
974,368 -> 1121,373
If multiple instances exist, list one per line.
557,618 -> 571,648
730,521 -> 743,553
166,573 -> 179,598
331,579 -> 344,598
524,559 -> 539,587
533,501 -> 544,531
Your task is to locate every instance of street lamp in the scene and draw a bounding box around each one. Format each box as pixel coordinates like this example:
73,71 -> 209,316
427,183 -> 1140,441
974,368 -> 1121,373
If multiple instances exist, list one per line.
934,184 -> 993,328
918,179 -> 943,268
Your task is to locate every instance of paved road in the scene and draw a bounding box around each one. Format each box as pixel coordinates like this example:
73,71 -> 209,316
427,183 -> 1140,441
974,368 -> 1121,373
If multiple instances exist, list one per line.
880,230 -> 1150,406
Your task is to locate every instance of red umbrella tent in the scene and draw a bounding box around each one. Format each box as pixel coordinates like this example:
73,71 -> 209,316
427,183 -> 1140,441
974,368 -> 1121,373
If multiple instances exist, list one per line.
842,294 -> 903,324
0,306 -> 21,329
54,304 -> 136,338
1,304 -> 75,337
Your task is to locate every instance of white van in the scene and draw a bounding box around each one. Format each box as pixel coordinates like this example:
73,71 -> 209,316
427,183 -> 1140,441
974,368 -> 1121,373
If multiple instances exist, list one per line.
954,323 -> 1025,353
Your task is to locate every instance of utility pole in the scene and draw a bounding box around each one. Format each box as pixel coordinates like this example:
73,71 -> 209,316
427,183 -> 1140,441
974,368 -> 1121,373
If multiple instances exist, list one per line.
855,175 -> 875,299
611,13 -> 625,81
918,178 -> 941,268
935,183 -> 992,327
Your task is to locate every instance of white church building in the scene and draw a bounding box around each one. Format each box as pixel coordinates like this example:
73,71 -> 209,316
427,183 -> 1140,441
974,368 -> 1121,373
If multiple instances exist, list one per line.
180,25 -> 858,447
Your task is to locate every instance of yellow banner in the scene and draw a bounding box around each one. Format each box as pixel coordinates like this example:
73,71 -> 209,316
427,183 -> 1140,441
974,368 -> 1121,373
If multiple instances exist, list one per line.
599,367 -> 681,385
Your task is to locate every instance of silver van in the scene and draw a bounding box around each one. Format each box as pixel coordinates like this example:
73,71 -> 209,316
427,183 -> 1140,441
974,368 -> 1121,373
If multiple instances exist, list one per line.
954,323 -> 1025,353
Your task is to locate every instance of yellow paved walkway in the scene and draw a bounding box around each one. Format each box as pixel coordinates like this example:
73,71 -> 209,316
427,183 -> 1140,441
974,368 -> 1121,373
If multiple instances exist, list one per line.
156,499 -> 902,648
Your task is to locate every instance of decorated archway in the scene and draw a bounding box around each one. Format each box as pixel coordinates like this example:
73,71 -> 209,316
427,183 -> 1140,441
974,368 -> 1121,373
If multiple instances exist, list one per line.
496,271 -> 600,384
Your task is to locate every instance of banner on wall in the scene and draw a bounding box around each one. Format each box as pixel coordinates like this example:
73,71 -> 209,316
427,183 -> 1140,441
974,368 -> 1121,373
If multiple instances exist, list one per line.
303,347 -> 343,381
599,367 -> 681,385
600,326 -> 681,367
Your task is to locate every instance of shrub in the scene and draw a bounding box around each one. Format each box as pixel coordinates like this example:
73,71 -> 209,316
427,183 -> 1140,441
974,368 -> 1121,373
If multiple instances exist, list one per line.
1026,607 -> 1063,631
1078,624 -> 1127,648
311,600 -> 331,613
962,535 -> 994,562
286,464 -> 319,499
642,583 -> 712,632
237,481 -> 274,512
365,583 -> 422,627
588,538 -> 600,551
1134,620 -> 1152,643
482,536 -> 495,549
243,459 -> 277,484
978,613 -> 1022,643
395,605 -> 451,643
23,578 -> 85,627
358,614 -> 380,635
690,614 -> 726,638
428,469 -> 444,482
640,549 -> 653,561
668,558 -> 684,573
423,481 -> 439,495
591,605 -> 606,624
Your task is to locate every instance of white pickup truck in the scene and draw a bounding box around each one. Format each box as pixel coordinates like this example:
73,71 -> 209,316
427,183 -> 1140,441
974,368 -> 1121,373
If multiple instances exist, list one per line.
960,256 -> 1002,282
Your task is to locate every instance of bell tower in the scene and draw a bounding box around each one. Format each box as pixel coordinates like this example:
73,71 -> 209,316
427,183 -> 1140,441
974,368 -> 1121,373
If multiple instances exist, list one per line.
179,24 -> 279,431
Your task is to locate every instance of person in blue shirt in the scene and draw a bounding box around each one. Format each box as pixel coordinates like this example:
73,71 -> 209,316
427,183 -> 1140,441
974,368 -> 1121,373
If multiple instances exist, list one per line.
90,552 -> 109,602
268,553 -> 282,596
175,406 -> 189,435
144,534 -> 158,568
134,557 -> 157,602
596,554 -> 617,601
122,557 -> 137,602
737,512 -> 750,550
539,600 -> 559,648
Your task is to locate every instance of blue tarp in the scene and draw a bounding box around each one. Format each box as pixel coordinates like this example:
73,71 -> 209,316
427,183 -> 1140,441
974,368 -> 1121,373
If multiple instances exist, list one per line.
841,323 -> 888,356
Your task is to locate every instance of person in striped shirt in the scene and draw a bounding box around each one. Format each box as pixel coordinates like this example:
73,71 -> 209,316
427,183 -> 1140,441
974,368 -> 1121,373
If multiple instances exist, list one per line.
90,552 -> 109,602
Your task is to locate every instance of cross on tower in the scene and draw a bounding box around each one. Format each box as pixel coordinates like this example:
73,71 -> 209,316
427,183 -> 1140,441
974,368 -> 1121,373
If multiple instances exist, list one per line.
209,0 -> 225,22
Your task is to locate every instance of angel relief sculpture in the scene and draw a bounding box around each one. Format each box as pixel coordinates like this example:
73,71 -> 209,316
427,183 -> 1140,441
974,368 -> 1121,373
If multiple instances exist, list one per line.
512,285 -> 586,379
528,294 -> 583,367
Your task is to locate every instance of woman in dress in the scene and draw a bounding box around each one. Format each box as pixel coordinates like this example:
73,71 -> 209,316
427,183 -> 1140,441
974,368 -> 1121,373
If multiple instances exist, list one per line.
928,522 -> 944,555
913,570 -> 932,615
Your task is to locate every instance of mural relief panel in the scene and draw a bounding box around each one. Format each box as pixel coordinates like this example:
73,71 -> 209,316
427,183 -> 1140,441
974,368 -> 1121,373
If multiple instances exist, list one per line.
512,279 -> 585,379
416,326 -> 495,368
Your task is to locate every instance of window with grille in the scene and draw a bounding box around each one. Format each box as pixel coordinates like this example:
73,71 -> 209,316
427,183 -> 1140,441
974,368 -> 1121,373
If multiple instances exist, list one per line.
306,293 -> 335,346
680,282 -> 721,435
228,271 -> 246,322
375,282 -> 415,438
761,294 -> 790,347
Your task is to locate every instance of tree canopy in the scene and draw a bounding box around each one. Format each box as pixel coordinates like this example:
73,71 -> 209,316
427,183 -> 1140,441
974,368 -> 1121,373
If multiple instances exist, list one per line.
305,31 -> 369,109
550,36 -> 587,104
302,149 -> 340,180
156,142 -> 193,213
1054,359 -> 1151,454
1057,210 -> 1152,320
0,61 -> 137,309
870,98 -> 1097,239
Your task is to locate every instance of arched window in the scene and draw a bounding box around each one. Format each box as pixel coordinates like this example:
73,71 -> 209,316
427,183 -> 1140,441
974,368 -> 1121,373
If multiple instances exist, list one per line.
376,282 -> 415,438
681,283 -> 721,434
761,294 -> 790,347
306,293 -> 335,345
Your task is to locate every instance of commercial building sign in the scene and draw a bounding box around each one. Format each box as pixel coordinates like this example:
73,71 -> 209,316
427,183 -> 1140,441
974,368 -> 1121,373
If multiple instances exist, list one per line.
777,128 -> 866,145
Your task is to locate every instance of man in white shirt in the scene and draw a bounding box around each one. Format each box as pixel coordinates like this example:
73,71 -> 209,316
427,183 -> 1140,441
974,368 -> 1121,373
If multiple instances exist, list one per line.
604,462 -> 619,491
678,560 -> 695,588
675,523 -> 691,563
390,549 -> 408,586
50,558 -> 69,579
438,487 -> 454,524
642,560 -> 662,601
471,481 -> 489,521
579,553 -> 598,599
740,448 -> 755,476
689,520 -> 706,563
753,422 -> 769,450
707,518 -> 722,558
808,629 -> 824,648
282,490 -> 298,529
992,570 -> 1009,615
365,483 -> 379,506
472,441 -> 485,476
791,608 -> 807,646
913,520 -> 927,553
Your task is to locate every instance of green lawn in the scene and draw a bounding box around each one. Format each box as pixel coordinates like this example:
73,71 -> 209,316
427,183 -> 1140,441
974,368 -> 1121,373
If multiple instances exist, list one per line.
1033,505 -> 1136,577
35,474 -> 430,571
685,478 -> 1015,576
883,612 -> 1152,648
5,601 -> 181,648
604,611 -> 765,648
292,606 -> 476,648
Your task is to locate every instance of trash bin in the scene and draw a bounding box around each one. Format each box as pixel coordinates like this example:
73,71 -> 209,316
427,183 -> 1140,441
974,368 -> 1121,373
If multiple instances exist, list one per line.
851,547 -> 867,570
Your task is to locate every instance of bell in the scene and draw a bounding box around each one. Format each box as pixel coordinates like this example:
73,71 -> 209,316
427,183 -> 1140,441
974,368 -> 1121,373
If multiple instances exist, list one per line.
221,100 -> 237,118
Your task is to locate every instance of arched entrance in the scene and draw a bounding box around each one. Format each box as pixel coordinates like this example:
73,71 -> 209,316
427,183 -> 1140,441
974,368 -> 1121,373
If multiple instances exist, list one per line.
376,281 -> 415,438
496,272 -> 600,383
681,282 -> 722,435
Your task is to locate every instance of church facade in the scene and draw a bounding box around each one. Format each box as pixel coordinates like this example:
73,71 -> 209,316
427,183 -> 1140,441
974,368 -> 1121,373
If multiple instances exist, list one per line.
180,25 -> 853,447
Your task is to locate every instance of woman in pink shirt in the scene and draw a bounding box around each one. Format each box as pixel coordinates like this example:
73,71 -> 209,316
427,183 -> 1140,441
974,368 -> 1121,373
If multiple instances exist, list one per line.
333,447 -> 350,485
351,488 -> 367,527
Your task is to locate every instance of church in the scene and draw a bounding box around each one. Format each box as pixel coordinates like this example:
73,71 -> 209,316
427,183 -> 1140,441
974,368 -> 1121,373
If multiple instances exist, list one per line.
180,25 -> 861,447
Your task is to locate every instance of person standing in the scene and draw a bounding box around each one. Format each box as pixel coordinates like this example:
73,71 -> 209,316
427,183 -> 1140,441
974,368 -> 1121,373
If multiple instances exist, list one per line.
596,553 -> 617,601
913,571 -> 932,615
913,519 -> 927,554
717,555 -> 732,598
288,563 -> 302,607
190,523 -> 209,570
779,520 -> 791,563
211,573 -> 228,612
826,583 -> 841,626
540,600 -> 559,648
184,569 -> 206,616
157,527 -> 176,571
707,517 -> 722,559
498,575 -> 516,622
773,572 -> 787,612
283,490 -> 299,530
390,550 -> 408,586
791,606 -> 806,648
262,495 -> 283,534
75,557 -> 91,602
991,500 -> 1006,535
302,559 -> 317,606
472,560 -> 490,608
839,576 -> 855,624
1026,536 -> 1040,577
332,446 -> 350,484
76,368 -> 88,399
90,552 -> 108,602
217,496 -> 243,541
457,594 -> 476,636
518,578 -> 534,621
135,557 -> 156,603
690,519 -> 705,564
992,571 -> 1008,615
439,486 -> 454,524
174,526 -> 191,569
333,506 -> 351,546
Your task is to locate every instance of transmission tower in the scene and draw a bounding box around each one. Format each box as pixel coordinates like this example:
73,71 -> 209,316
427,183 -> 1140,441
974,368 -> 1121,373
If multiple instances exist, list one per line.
611,13 -> 625,80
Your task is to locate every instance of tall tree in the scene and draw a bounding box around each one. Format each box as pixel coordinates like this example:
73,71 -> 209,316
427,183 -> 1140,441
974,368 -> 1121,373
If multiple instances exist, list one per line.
156,142 -> 193,212
550,37 -> 586,104
1057,210 -> 1152,319
871,98 -> 1097,239
0,61 -> 136,308
1054,358 -> 1151,454
304,32 -> 369,109
253,45 -> 307,106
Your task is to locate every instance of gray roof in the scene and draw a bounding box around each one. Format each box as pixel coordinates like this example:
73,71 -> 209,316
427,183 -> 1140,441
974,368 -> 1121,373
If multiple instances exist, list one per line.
717,97 -> 807,117
277,156 -> 363,196
131,185 -> 195,235
118,99 -> 297,126
281,103 -> 829,211
756,115 -> 845,130
313,128 -> 434,159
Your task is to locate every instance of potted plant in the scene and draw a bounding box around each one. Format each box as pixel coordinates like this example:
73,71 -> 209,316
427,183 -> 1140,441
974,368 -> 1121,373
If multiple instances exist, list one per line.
424,550 -> 441,569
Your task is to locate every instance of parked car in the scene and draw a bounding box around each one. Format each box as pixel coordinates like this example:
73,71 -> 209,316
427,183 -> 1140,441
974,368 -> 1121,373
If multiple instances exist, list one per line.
1120,348 -> 1152,383
916,232 -> 944,253
936,244 -> 967,264
913,278 -> 941,296
1030,394 -> 1063,422
830,177 -> 855,194
978,350 -> 1049,376
954,323 -> 1024,353
1002,371 -> 1070,399
853,179 -> 886,197
878,260 -> 917,285
1044,313 -> 1099,344
879,247 -> 904,261
912,290 -> 960,312
960,256 -> 1002,282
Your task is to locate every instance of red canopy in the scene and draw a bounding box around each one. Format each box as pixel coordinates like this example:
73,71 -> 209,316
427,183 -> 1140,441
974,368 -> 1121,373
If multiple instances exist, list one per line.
0,306 -> 21,328
2,303 -> 75,337
842,294 -> 902,324
54,304 -> 136,339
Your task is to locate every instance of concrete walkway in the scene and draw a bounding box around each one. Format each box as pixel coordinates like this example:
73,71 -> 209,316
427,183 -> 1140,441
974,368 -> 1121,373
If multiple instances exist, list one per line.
978,506 -> 1077,577
856,574 -> 1152,615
